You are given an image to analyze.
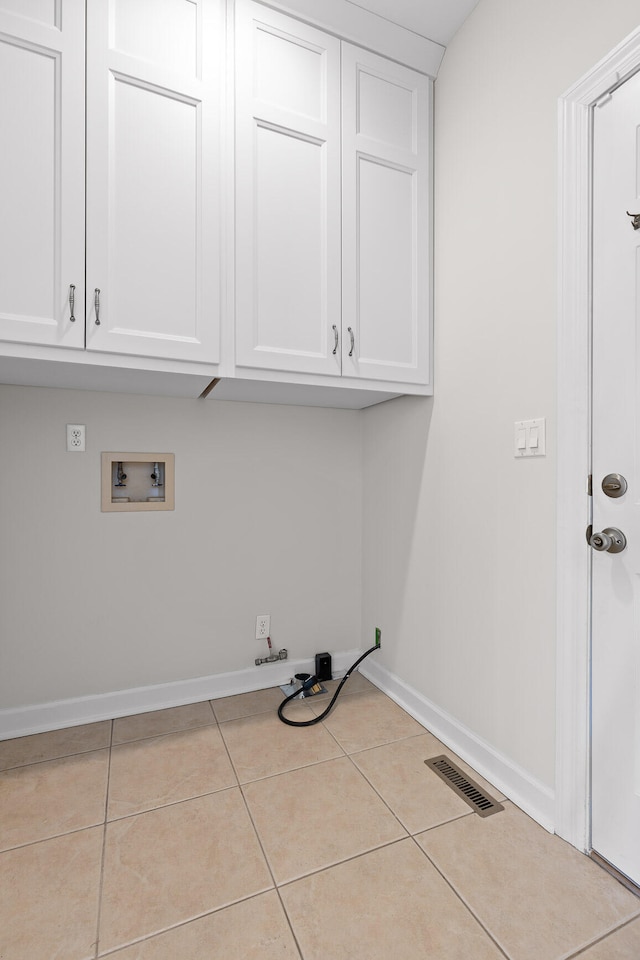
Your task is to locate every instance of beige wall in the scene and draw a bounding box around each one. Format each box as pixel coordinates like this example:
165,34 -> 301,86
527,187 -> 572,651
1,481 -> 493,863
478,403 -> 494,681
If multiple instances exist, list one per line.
0,385 -> 362,709
362,0 -> 640,790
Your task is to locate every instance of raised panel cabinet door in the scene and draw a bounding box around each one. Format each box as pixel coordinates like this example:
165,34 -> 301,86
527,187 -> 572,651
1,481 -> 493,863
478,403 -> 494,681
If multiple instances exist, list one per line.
0,1 -> 85,348
86,0 -> 221,363
342,44 -> 431,386
235,0 -> 341,375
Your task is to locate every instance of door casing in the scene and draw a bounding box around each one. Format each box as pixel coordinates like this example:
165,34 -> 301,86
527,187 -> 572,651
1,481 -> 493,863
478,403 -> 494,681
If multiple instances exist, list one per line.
557,25 -> 640,853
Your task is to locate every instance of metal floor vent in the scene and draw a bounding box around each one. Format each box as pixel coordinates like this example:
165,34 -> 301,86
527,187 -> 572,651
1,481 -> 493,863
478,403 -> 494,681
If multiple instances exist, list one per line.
425,755 -> 504,818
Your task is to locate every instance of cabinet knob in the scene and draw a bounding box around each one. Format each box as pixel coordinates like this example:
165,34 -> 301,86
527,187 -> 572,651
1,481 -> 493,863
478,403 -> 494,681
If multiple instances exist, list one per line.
348,326 -> 355,357
332,325 -> 338,355
94,288 -> 101,325
69,284 -> 76,322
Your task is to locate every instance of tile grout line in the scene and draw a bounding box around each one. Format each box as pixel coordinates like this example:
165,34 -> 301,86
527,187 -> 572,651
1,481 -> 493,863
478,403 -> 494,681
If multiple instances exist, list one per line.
100,784 -> 240,825
236,781 -> 305,960
342,750 -> 413,835
562,914 -> 640,960
407,832 -> 513,960
276,835 -> 410,891
0,742 -> 110,772
216,688 -> 411,959
93,718 -> 114,960
213,705 -> 301,951
0,746 -> 113,856
0,813 -> 110,854
95,708 -> 240,825
93,708 -> 280,959
342,746 -> 475,838
216,709 -> 246,788
111,719 -> 218,748
94,894 -> 294,959
317,690 -> 483,841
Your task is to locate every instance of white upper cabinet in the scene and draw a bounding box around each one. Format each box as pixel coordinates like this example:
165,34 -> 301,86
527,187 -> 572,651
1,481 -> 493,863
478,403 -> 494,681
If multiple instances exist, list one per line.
233,1 -> 432,392
0,0 -> 433,403
341,44 -> 431,385
235,2 -> 342,375
0,1 -> 85,348
86,0 -> 221,363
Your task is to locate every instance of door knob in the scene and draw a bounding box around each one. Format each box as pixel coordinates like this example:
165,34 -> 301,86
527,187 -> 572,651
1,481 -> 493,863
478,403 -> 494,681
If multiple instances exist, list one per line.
590,527 -> 627,554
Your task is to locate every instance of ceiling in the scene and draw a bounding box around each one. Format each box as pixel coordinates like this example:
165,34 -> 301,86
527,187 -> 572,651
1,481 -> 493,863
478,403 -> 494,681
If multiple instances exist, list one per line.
344,0 -> 481,47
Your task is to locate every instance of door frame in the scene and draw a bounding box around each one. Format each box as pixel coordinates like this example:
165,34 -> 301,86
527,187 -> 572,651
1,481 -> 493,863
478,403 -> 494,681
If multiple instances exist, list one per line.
557,26 -> 640,853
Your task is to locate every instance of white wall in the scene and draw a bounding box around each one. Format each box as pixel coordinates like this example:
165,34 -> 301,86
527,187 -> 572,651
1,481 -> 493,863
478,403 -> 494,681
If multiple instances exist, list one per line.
0,385 -> 362,710
363,0 -> 640,792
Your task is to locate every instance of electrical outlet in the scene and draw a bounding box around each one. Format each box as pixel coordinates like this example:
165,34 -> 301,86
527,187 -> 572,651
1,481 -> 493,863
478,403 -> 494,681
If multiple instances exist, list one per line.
66,424 -> 86,452
255,614 -> 270,640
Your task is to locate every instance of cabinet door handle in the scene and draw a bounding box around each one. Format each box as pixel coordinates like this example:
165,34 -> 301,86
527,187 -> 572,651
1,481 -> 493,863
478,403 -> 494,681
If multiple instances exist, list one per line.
332,324 -> 338,355
348,326 -> 355,357
94,288 -> 101,325
69,284 -> 76,322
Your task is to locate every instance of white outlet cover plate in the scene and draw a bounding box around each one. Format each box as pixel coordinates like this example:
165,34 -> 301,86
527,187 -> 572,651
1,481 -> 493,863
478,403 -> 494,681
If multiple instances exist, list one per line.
66,424 -> 86,452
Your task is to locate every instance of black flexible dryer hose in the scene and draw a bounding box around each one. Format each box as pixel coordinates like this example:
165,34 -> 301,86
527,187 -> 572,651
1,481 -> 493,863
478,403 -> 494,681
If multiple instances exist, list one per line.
277,643 -> 380,727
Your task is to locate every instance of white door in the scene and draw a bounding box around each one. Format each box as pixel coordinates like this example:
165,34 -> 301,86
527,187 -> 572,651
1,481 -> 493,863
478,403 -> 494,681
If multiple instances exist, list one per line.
341,44 -> 430,386
234,1 -> 341,376
0,0 -> 85,348
591,67 -> 640,887
86,0 -> 220,363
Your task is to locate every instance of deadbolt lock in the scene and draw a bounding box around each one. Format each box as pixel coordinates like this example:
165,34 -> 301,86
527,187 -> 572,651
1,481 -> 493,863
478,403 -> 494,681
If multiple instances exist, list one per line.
601,473 -> 627,498
590,527 -> 627,554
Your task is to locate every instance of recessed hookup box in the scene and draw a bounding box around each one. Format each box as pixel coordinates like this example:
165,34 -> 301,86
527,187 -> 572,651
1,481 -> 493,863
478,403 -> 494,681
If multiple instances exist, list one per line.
101,452 -> 175,512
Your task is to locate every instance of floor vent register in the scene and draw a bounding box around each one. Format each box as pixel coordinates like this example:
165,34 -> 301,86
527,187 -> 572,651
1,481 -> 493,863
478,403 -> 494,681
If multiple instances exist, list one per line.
425,755 -> 504,818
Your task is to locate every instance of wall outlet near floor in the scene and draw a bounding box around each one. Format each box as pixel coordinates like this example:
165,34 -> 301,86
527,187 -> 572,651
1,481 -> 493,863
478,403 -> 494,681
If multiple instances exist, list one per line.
255,614 -> 270,640
66,424 -> 86,452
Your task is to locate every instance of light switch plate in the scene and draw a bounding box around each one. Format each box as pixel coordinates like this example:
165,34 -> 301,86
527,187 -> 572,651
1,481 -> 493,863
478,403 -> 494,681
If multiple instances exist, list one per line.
514,418 -> 546,457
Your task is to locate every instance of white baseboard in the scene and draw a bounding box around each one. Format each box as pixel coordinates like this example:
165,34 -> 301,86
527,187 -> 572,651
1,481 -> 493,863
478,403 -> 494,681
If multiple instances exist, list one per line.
0,649 -> 362,741
360,658 -> 556,834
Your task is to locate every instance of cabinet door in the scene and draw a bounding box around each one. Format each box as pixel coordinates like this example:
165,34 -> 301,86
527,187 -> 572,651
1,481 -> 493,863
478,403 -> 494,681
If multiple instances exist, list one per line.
0,1 -> 85,348
342,45 -> 431,385
86,0 -> 220,363
235,1 -> 341,376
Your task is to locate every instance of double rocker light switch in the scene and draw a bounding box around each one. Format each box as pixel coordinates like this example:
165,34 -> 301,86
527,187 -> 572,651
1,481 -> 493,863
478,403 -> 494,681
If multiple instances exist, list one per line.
514,418 -> 546,458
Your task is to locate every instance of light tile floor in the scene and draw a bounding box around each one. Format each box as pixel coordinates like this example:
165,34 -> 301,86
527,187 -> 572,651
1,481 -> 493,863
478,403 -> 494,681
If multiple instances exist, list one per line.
1,673 -> 639,959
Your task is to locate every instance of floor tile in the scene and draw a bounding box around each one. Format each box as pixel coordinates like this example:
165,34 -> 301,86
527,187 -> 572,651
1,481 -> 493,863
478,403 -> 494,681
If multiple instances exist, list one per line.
212,687 -> 286,722
351,733 -> 504,834
243,757 -> 407,883
112,701 -> 215,745
99,789 -> 273,954
0,826 -> 103,960
310,689 -> 424,753
574,916 -> 640,958
108,725 -> 236,819
417,802 -> 640,960
0,749 -> 109,851
280,838 -> 503,960
104,891 -> 300,959
0,720 -> 111,771
220,702 -> 343,783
